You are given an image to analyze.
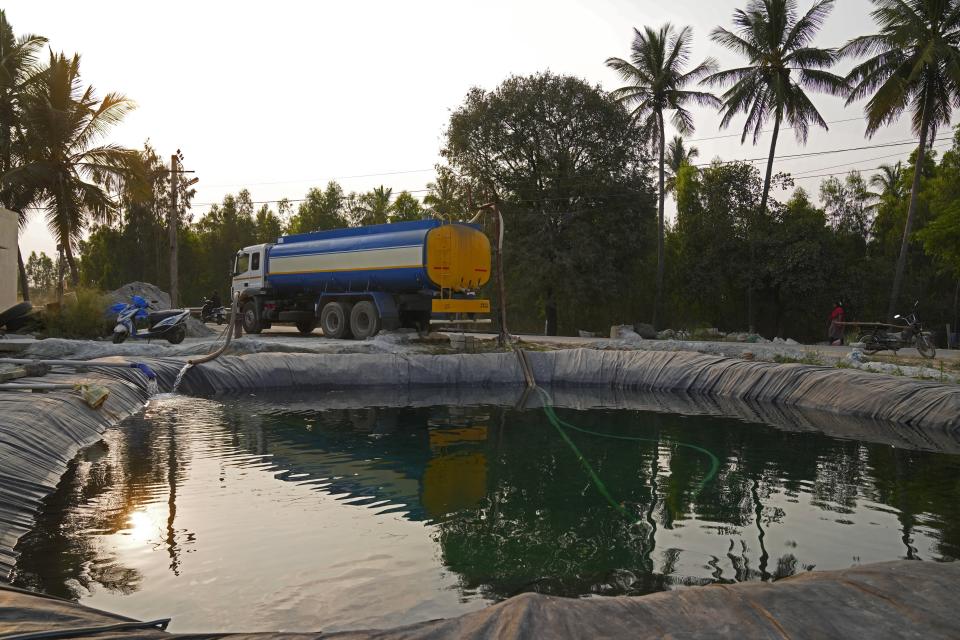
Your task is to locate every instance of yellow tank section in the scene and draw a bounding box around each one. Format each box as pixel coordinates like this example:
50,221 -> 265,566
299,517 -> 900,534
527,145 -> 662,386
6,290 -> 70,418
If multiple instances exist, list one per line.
425,224 -> 491,292
421,425 -> 489,519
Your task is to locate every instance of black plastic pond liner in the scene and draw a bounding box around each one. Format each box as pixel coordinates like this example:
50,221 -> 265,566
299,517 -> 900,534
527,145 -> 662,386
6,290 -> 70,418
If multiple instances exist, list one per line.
174,350 -> 960,429
2,560 -> 960,638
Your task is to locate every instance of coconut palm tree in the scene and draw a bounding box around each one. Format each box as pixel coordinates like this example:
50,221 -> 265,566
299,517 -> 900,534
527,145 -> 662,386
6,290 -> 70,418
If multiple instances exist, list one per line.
352,185 -> 392,226
606,24 -> 719,327
841,0 -> 960,320
868,161 -> 905,205
0,10 -> 45,300
707,0 -> 848,215
665,135 -> 699,193
12,51 -> 137,286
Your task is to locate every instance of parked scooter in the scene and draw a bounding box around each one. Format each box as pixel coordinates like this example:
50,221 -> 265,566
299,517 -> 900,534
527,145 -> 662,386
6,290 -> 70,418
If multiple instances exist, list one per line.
856,301 -> 936,358
200,297 -> 226,324
109,296 -> 189,344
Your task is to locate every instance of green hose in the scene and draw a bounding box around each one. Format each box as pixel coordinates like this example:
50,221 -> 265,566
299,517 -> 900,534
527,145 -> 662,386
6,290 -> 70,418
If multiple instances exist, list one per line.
533,386 -> 719,516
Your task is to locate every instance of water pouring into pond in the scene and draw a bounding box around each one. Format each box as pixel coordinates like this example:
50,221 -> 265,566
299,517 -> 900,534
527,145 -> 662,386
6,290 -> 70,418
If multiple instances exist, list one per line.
171,363 -> 192,393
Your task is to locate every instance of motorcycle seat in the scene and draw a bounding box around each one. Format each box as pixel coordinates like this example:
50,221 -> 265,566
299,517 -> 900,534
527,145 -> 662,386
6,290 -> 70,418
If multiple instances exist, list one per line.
148,310 -> 183,323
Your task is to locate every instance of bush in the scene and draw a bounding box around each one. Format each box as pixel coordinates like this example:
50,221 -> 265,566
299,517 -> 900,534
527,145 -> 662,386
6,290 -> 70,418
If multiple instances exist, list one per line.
42,289 -> 112,339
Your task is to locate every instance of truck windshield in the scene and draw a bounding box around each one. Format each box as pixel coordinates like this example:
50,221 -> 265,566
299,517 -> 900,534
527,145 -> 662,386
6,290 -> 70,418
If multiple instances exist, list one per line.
235,253 -> 249,275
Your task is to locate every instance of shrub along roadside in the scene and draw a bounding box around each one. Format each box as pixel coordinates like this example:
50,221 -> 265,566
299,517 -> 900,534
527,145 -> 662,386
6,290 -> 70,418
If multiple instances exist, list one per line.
42,289 -> 111,339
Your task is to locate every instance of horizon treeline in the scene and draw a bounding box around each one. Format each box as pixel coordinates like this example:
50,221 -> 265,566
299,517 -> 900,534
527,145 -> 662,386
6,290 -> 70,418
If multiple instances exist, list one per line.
8,1 -> 960,342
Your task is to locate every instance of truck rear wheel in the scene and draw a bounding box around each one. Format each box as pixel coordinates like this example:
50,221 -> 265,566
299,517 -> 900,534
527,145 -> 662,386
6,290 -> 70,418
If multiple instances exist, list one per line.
350,301 -> 381,339
242,301 -> 262,334
320,302 -> 352,339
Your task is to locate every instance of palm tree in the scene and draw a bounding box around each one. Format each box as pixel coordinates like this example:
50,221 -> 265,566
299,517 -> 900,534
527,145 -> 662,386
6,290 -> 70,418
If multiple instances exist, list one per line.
352,185 -> 392,226
868,161 -> 904,205
841,0 -> 960,320
665,135 -> 699,193
707,0 -> 848,215
12,52 -> 137,286
707,0 -> 846,331
0,10 -> 45,300
606,25 -> 719,327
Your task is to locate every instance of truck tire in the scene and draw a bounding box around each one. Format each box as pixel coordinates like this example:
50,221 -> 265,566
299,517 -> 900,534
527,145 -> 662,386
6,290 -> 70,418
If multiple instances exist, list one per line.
242,301 -> 262,334
296,318 -> 317,335
320,302 -> 352,339
350,301 -> 381,339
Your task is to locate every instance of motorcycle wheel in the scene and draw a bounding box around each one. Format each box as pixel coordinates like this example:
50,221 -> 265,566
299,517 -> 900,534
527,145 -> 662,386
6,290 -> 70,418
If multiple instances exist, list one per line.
916,334 -> 936,359
855,332 -> 879,355
112,331 -> 127,344
167,326 -> 186,345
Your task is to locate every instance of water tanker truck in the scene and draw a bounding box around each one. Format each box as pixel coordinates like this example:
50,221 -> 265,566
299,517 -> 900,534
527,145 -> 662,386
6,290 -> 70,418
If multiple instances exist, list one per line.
230,219 -> 491,338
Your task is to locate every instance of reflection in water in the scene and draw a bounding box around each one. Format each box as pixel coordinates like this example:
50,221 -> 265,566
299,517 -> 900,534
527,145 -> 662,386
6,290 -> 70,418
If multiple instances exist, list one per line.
10,393 -> 960,632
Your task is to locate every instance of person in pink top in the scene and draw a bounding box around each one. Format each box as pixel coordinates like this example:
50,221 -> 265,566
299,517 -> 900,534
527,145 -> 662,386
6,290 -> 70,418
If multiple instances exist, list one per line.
828,301 -> 845,346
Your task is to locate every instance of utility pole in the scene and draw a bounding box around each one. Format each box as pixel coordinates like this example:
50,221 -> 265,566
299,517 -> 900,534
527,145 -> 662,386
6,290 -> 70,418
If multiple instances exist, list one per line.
169,154 -> 179,307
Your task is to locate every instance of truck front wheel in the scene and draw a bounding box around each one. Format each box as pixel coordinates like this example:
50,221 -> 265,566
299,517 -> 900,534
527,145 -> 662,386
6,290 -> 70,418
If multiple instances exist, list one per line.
320,302 -> 352,339
350,301 -> 381,339
242,301 -> 262,334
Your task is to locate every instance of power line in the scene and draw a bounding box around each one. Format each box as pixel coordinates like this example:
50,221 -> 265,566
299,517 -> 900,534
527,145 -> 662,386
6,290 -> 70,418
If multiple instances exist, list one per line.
693,136 -> 952,167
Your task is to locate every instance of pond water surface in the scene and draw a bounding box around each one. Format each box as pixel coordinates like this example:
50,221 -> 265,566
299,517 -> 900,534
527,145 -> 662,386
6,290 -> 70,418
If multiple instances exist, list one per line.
11,392 -> 960,632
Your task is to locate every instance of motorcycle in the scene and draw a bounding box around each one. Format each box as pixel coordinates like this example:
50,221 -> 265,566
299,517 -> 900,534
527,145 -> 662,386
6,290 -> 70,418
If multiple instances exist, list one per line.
109,295 -> 189,344
200,297 -> 226,324
855,301 -> 936,359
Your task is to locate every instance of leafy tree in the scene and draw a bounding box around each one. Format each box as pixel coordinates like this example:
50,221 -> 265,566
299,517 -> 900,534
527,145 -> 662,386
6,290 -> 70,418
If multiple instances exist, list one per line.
444,72 -> 656,335
389,191 -> 425,222
665,135 -> 699,193
670,161 -> 759,329
13,51 -> 138,286
819,170 -> 872,236
286,181 -> 347,234
190,190 -> 257,299
918,129 -> 960,278
767,188 -> 842,336
606,24 -> 719,327
0,10 -> 45,300
708,0 -> 847,214
78,143 -> 193,294
24,249 -> 55,293
841,0 -> 960,319
254,204 -> 284,243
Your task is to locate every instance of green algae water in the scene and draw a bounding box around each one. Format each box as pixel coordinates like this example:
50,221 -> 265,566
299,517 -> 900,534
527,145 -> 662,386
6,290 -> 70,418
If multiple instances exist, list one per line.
10,392 -> 960,632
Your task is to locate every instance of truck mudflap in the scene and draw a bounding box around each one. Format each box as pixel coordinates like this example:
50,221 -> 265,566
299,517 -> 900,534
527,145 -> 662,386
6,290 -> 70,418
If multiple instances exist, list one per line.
431,299 -> 490,314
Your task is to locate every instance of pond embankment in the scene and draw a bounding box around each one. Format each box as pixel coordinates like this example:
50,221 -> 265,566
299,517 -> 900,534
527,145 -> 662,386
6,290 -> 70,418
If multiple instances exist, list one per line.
3,560 -> 959,638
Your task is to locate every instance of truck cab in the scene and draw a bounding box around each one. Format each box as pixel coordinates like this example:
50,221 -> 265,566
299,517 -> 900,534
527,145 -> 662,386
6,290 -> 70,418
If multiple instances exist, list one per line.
231,244 -> 267,300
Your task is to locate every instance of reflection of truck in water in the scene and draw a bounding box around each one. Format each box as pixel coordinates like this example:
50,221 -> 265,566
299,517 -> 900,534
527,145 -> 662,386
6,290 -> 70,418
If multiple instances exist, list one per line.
231,220 -> 491,337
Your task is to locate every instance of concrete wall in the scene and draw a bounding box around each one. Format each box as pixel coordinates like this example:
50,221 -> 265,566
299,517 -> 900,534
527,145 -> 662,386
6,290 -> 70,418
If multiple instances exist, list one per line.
0,208 -> 18,310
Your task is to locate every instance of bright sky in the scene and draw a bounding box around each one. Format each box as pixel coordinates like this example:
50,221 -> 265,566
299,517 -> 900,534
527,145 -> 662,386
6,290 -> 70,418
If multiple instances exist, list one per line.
10,0 -> 926,258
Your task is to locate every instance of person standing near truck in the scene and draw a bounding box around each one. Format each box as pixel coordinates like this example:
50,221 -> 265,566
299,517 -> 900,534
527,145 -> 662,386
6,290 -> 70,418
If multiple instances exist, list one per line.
828,301 -> 845,346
